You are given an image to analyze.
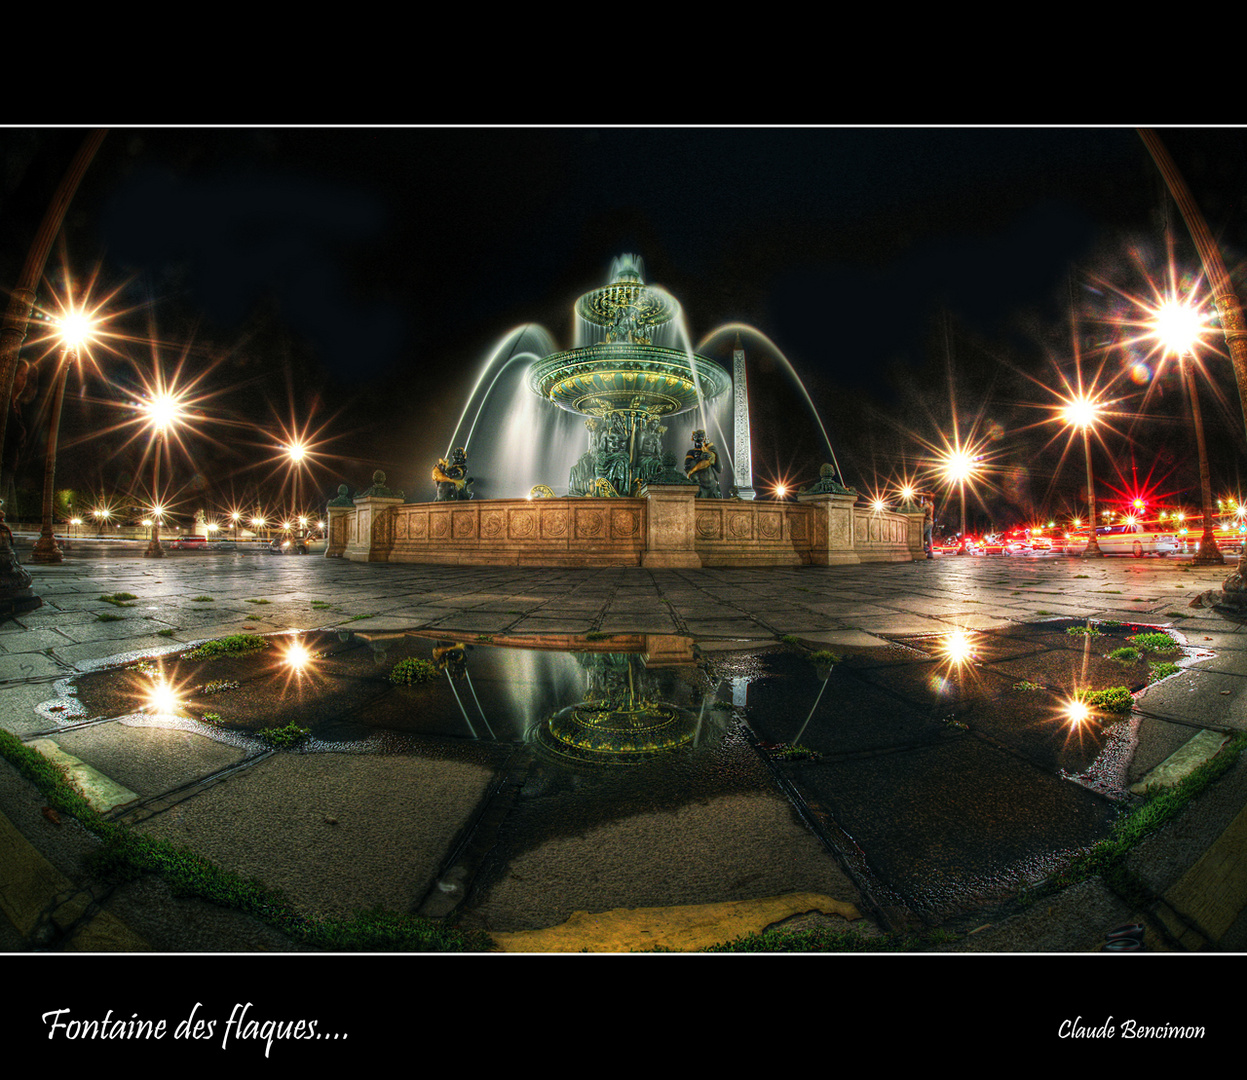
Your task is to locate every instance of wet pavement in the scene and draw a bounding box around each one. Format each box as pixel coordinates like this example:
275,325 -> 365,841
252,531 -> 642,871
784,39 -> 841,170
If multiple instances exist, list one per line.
3,538 -> 1247,954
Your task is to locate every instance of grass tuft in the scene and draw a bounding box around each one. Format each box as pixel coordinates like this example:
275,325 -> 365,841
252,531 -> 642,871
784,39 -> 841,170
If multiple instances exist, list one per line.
389,658 -> 438,686
184,634 -> 268,660
1130,631 -> 1180,653
1148,662 -> 1181,683
1077,686 -> 1134,714
256,722 -> 310,748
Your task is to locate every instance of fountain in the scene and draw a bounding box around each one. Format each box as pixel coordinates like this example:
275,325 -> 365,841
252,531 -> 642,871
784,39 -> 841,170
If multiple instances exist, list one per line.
326,256 -> 926,567
527,255 -> 732,498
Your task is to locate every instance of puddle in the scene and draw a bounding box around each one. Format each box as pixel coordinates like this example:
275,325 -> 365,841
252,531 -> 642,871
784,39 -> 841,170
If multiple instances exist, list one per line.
32,619 -> 1207,927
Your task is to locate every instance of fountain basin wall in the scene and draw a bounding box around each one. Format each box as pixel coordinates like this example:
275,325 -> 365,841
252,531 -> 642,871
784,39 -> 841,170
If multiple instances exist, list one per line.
328,489 -> 923,568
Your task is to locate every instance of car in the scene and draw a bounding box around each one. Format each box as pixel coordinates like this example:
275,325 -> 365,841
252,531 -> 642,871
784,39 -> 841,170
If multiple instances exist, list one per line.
1053,531 -> 1090,554
268,537 -> 308,555
966,535 -> 1004,555
170,535 -> 207,550
1094,521 -> 1181,557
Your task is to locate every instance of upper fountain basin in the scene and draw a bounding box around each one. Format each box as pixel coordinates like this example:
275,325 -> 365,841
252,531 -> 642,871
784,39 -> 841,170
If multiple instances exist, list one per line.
528,342 -> 731,418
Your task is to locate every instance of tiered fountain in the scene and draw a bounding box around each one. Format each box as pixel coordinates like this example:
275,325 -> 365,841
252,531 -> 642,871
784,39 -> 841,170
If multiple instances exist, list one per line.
527,254 -> 731,499
326,257 -> 925,567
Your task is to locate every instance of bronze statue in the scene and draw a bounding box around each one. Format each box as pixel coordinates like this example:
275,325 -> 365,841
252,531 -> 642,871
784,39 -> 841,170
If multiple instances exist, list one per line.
684,429 -> 721,498
432,447 -> 473,501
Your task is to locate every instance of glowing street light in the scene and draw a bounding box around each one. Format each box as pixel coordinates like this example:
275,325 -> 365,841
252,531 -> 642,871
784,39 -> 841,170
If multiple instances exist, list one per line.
939,445 -> 979,554
1150,296 -> 1223,565
33,309 -> 97,563
140,390 -> 187,558
1059,394 -> 1104,557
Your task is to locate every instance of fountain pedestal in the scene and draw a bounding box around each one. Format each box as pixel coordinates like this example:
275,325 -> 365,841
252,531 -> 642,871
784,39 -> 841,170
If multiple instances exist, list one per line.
344,494 -> 405,562
640,484 -> 701,569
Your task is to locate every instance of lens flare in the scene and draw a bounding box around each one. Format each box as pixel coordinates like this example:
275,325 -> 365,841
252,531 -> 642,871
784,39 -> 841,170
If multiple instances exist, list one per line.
1066,699 -> 1092,727
145,678 -> 182,715
283,640 -> 314,673
941,629 -> 977,666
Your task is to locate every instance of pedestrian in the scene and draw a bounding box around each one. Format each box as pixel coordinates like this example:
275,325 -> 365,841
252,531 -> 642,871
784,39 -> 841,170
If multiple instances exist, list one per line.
922,495 -> 934,558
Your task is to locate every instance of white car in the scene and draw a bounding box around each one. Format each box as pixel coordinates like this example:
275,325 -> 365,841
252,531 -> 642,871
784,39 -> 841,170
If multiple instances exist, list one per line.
1094,522 -> 1181,557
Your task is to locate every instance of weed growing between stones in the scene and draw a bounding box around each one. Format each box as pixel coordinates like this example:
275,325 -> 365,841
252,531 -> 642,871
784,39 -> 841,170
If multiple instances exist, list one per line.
389,658 -> 437,686
184,634 -> 268,661
1130,631 -> 1180,653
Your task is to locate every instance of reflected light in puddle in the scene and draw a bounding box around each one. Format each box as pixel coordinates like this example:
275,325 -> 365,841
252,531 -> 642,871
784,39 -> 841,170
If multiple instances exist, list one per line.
1064,698 -> 1093,728
145,678 -> 182,715
940,629 -> 977,666
283,639 -> 314,674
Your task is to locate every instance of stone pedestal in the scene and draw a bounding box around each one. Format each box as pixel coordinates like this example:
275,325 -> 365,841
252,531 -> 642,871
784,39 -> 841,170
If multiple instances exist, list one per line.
904,510 -> 927,559
344,496 -> 405,562
640,484 -> 701,569
325,505 -> 351,558
798,492 -> 861,565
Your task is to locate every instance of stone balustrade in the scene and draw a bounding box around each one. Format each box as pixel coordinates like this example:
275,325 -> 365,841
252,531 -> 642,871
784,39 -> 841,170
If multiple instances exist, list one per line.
327,485 -> 924,567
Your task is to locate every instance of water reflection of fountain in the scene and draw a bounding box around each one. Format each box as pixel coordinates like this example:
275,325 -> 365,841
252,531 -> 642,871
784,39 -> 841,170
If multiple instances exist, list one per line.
438,255 -> 841,500
351,631 -> 721,764
531,651 -> 722,767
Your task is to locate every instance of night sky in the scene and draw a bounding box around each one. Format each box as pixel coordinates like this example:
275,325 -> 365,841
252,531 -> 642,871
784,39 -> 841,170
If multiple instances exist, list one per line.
4,126 -> 1247,533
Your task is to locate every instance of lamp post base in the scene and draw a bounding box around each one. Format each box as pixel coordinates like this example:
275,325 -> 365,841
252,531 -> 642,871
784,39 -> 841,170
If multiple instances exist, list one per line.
1081,541 -> 1105,557
30,532 -> 63,564
0,535 -> 42,619
1192,529 -> 1226,566
144,528 -> 164,558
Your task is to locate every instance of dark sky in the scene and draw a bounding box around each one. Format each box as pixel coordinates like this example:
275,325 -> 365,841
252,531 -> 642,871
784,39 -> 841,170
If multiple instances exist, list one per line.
5,126 -> 1247,530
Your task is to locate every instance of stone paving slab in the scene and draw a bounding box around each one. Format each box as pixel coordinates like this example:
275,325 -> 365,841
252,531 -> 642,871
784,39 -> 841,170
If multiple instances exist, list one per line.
138,749 -> 501,921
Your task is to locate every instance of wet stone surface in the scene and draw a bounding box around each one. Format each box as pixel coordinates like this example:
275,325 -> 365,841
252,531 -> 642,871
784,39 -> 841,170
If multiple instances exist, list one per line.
34,618 -> 1206,931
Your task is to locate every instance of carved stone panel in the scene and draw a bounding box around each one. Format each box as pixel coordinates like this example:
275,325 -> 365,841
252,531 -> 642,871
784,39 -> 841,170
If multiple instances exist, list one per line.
452,509 -> 477,540
509,508 -> 536,539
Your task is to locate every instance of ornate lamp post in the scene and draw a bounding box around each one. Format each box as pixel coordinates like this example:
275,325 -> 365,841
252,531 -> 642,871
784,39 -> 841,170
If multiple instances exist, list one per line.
33,310 -> 96,563
1060,395 -> 1104,557
1151,298 -> 1223,564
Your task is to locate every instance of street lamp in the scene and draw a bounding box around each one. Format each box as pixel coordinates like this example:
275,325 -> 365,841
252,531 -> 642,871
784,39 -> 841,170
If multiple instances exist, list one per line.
1059,395 -> 1104,557
1150,297 -> 1224,565
140,391 -> 185,558
32,310 -> 96,563
940,447 -> 976,553
1139,129 -> 1247,599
